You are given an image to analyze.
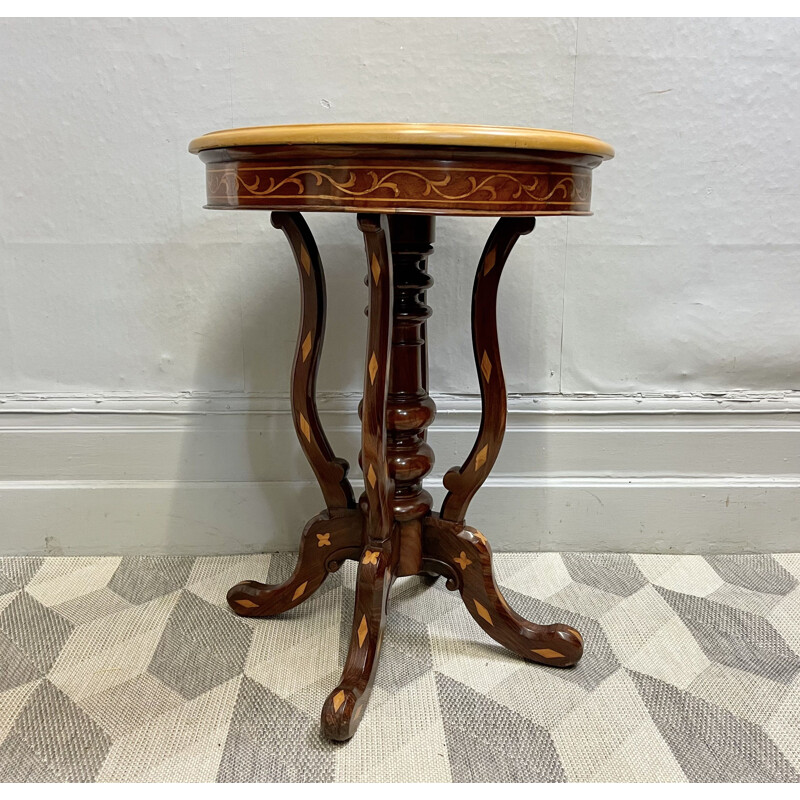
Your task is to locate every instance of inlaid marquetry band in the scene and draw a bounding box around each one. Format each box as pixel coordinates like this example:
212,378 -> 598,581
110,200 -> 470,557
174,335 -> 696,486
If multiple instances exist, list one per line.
440,218 -> 536,523
207,164 -> 592,214
272,212 -> 355,512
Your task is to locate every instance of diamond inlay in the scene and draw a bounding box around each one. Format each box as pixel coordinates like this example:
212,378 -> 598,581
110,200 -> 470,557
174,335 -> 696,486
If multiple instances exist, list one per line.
316,533 -> 331,547
332,689 -> 346,712
368,353 -> 379,385
357,615 -> 369,647
532,648 -> 564,659
236,598 -> 258,609
483,248 -> 496,275
474,445 -> 489,471
362,551 -> 379,566
301,331 -> 312,362
474,600 -> 493,626
292,581 -> 308,602
455,552 -> 472,571
370,254 -> 381,285
299,413 -> 311,442
480,351 -> 492,383
367,464 -> 377,489
300,247 -> 312,276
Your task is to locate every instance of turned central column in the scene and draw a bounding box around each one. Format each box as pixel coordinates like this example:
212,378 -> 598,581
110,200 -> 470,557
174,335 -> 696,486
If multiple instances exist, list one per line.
359,215 -> 435,576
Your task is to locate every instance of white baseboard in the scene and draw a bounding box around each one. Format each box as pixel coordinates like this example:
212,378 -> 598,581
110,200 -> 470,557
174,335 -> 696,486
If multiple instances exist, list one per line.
0,392 -> 798,555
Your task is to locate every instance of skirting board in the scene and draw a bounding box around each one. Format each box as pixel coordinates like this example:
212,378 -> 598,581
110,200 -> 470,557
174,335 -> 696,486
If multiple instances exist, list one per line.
0,392 -> 798,555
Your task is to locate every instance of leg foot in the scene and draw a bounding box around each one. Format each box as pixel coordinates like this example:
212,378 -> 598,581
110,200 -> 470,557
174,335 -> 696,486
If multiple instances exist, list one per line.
321,546 -> 393,740
423,516 -> 583,667
227,509 -> 362,617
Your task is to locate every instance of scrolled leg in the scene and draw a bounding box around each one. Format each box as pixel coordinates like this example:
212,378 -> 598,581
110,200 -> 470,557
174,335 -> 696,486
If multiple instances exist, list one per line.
440,217 -> 536,524
272,211 -> 355,512
423,515 -> 583,667
227,509 -> 362,617
320,546 -> 393,740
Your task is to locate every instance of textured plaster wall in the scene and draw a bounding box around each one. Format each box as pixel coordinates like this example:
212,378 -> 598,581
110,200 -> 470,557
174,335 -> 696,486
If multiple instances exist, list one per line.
1,17 -> 799,400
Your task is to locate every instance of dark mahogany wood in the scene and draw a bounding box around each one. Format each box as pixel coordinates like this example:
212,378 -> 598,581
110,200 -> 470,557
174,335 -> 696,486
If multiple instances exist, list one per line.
224,211 -> 585,741
226,508 -> 362,616
423,514 -> 583,667
321,546 -> 394,740
272,211 -> 355,512
321,214 -> 397,740
198,144 -> 600,217
440,217 -> 536,524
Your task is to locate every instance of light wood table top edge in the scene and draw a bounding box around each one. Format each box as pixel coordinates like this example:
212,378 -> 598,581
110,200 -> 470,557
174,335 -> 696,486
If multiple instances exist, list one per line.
188,123 -> 614,159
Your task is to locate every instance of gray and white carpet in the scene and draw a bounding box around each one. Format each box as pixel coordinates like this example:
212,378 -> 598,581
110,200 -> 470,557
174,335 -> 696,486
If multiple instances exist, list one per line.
1,552 -> 799,782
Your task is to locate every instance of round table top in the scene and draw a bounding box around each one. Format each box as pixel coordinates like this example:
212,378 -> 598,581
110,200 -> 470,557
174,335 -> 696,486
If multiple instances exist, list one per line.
190,123 -> 613,217
188,122 -> 614,160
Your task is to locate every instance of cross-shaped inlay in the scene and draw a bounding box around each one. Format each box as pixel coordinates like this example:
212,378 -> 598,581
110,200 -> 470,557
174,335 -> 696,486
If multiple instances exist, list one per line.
454,551 -> 472,570
316,533 -> 331,547
362,550 -> 379,565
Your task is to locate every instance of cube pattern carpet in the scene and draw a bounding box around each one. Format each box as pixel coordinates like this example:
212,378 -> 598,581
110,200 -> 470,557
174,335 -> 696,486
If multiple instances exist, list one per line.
1,552 -> 799,783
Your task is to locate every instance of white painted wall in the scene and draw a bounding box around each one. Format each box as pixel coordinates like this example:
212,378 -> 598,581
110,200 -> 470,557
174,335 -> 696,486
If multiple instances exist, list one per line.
1,18 -> 798,554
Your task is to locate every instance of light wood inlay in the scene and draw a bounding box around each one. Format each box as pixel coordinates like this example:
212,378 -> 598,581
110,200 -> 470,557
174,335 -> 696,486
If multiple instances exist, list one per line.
480,351 -> 492,383
236,598 -> 259,609
189,123 -> 615,159
357,615 -> 369,647
483,249 -> 496,275
300,247 -> 311,276
474,444 -> 489,471
532,648 -> 564,659
332,689 -> 346,712
367,464 -> 377,489
292,581 -> 308,601
317,533 -> 331,547
473,531 -> 488,546
301,331 -> 312,362
368,352 -> 379,385
474,599 -> 493,625
568,628 -> 583,645
454,551 -> 472,570
371,253 -> 381,285
299,412 -> 311,442
362,550 -> 379,565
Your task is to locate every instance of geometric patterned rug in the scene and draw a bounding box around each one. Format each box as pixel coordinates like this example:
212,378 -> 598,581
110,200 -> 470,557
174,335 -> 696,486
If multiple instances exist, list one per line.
1,552 -> 799,782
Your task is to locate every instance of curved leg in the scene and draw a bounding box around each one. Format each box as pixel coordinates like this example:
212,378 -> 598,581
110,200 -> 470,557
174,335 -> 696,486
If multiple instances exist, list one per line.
321,546 -> 393,740
272,211 -> 355,511
227,509 -> 362,617
320,214 -> 397,740
440,217 -> 536,524
423,515 -> 583,667
356,213 -> 396,545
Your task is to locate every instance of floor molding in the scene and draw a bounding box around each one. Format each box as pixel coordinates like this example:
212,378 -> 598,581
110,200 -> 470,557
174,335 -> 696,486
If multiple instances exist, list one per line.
0,393 -> 798,555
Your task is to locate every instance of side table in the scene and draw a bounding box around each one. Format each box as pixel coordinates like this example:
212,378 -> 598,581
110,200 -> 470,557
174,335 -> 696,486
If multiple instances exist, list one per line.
189,123 -> 614,740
